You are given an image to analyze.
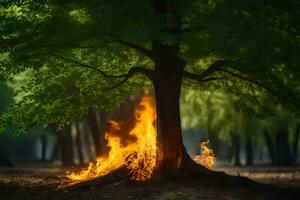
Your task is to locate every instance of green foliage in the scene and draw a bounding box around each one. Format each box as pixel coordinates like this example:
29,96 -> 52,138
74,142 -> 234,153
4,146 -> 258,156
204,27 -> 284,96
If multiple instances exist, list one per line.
0,0 -> 299,133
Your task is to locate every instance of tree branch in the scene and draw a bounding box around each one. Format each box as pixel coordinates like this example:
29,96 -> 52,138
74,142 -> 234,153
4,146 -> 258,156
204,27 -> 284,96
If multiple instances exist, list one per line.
201,77 -> 224,82
53,55 -> 154,80
219,69 -> 276,96
183,60 -> 228,81
105,67 -> 154,90
53,55 -> 126,78
114,39 -> 154,59
99,36 -> 154,59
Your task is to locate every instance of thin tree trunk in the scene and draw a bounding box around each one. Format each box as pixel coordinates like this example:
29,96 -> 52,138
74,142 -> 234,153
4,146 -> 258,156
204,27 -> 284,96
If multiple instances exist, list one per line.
82,118 -> 95,161
75,120 -> 84,166
263,130 -> 275,165
87,109 -> 102,157
275,129 -> 291,166
50,139 -> 59,162
40,134 -> 47,162
245,137 -> 253,166
58,125 -> 74,167
97,110 -> 109,155
292,123 -> 300,164
0,147 -> 14,167
230,132 -> 241,166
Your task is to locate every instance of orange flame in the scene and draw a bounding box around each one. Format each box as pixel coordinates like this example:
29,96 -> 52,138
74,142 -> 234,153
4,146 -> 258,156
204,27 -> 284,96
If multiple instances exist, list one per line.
193,140 -> 216,169
67,96 -> 157,182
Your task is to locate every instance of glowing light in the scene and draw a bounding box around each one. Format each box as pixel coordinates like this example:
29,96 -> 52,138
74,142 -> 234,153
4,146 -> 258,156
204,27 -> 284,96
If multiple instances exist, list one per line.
193,140 -> 216,169
66,96 -> 157,182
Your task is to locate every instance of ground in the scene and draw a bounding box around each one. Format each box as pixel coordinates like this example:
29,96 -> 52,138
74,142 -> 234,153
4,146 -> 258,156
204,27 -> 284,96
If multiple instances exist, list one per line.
0,164 -> 299,200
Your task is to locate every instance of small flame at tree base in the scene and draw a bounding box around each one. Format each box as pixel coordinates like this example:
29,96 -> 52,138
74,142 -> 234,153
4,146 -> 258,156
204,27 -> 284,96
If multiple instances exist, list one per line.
193,140 -> 216,169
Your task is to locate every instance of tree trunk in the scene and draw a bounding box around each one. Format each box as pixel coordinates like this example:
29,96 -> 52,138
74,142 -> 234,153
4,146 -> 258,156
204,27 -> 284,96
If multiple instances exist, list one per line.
151,44 -> 187,178
230,132 -> 241,166
82,118 -> 96,161
153,70 -> 184,177
75,120 -> 84,166
245,137 -> 253,166
263,130 -> 276,165
275,129 -> 291,166
58,125 -> 74,167
40,134 -> 47,162
0,147 -> 13,167
50,139 -> 59,162
97,110 -> 109,155
87,109 -> 102,157
292,123 -> 300,165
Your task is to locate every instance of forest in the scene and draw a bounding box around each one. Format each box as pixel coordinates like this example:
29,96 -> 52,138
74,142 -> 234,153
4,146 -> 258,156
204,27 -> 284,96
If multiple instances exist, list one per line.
0,0 -> 300,199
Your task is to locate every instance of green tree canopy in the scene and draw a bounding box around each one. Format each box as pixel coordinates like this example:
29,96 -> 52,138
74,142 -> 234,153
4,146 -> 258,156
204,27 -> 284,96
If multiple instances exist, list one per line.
0,0 -> 299,133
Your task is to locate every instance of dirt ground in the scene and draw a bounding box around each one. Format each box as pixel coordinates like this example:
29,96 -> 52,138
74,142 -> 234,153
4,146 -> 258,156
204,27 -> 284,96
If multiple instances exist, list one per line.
0,164 -> 299,200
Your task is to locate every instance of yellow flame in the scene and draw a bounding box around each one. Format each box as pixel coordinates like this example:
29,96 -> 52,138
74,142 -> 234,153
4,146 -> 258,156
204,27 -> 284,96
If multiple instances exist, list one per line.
67,96 -> 157,182
193,140 -> 216,169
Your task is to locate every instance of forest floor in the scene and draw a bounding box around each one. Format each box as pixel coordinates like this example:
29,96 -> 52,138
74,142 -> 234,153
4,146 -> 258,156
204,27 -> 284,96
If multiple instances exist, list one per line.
0,164 -> 299,200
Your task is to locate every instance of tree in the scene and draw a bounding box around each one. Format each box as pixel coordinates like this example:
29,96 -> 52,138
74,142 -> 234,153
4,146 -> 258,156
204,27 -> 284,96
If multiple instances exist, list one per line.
262,106 -> 300,166
0,81 -> 14,166
0,0 -> 299,178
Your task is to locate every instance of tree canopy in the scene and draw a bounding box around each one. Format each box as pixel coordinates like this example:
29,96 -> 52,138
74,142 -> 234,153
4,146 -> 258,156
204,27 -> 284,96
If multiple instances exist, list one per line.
0,0 -> 299,132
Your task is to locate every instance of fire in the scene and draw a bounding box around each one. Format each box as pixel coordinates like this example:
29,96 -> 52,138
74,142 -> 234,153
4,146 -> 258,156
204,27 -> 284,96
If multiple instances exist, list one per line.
67,96 -> 157,182
193,140 -> 216,169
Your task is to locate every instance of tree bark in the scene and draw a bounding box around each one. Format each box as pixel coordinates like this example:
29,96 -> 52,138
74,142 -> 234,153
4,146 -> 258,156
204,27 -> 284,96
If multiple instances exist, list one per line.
151,43 -> 187,178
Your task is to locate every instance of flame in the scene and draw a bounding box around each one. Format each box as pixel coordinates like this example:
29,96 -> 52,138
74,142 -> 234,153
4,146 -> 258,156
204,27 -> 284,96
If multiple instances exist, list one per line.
193,140 -> 216,169
67,96 -> 157,182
